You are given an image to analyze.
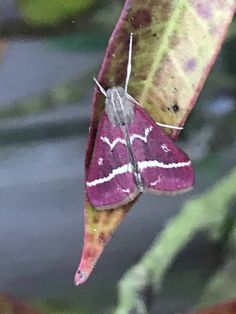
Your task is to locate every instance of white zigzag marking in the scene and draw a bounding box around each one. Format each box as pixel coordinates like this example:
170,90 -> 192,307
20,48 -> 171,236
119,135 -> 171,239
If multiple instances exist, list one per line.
100,126 -> 153,150
100,137 -> 126,150
130,126 -> 153,144
86,160 -> 191,187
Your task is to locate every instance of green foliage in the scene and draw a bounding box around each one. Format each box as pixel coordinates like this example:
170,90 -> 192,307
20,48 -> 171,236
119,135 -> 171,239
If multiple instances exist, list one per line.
18,0 -> 97,25
198,224 -> 236,308
199,258 -> 236,307
114,166 -> 236,314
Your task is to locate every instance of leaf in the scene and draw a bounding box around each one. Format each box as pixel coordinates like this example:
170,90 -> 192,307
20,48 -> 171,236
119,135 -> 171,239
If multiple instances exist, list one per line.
75,0 -> 236,285
75,201 -> 131,285
18,0 -> 97,26
0,294 -> 41,314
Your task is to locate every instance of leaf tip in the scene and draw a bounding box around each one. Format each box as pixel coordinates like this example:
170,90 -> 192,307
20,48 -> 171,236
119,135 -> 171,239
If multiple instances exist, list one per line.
74,269 -> 88,286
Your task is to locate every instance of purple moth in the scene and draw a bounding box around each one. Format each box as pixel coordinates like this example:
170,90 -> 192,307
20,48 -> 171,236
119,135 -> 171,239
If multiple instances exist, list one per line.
86,33 -> 194,210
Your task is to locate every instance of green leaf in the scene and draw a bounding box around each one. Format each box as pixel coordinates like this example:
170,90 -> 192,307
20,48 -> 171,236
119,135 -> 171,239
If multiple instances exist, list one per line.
115,165 -> 236,314
18,0 -> 97,26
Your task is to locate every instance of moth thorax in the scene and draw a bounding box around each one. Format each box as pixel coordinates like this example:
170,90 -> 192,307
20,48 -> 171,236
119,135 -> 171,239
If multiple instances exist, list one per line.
105,86 -> 134,127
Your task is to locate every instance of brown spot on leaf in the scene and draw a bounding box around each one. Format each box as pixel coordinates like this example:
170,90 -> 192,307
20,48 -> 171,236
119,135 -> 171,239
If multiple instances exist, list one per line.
98,232 -> 108,245
103,211 -> 111,218
76,270 -> 85,280
102,214 -> 114,225
93,216 -> 99,224
130,9 -> 152,29
172,103 -> 179,113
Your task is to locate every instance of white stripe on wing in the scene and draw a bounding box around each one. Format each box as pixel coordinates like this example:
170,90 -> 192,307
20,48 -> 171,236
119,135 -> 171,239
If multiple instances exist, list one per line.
86,159 -> 191,187
86,163 -> 133,187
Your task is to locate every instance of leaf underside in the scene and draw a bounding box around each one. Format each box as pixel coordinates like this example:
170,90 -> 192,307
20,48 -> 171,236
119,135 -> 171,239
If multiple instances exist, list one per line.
76,0 -> 236,284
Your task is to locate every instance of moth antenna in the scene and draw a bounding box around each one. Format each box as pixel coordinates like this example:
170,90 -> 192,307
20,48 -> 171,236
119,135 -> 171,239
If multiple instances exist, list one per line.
115,88 -> 125,113
110,90 -> 130,144
125,33 -> 133,94
114,87 -> 129,130
156,122 -> 183,130
93,77 -> 107,97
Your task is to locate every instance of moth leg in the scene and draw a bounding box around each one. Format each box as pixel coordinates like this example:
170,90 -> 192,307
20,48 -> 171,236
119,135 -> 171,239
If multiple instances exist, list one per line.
155,121 -> 183,130
93,77 -> 107,97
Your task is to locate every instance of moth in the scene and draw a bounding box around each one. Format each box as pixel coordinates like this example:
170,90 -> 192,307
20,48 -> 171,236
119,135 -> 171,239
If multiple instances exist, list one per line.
86,33 -> 194,210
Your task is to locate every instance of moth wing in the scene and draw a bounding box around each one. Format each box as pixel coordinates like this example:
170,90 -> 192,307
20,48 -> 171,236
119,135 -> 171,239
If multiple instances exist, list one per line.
128,104 -> 194,193
86,113 -> 139,210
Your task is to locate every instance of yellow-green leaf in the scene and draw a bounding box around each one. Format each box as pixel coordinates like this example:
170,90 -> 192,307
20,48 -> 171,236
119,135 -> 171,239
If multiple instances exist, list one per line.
18,0 -> 97,26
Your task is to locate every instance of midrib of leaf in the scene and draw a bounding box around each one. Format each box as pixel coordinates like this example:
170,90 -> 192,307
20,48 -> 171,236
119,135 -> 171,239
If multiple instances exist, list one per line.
139,0 -> 189,105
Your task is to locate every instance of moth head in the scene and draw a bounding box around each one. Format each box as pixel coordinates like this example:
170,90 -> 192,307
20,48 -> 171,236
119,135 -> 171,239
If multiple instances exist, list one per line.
105,86 -> 134,127
106,86 -> 125,98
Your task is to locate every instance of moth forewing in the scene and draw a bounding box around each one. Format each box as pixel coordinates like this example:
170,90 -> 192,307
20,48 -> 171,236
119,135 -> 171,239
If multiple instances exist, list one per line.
86,86 -> 143,210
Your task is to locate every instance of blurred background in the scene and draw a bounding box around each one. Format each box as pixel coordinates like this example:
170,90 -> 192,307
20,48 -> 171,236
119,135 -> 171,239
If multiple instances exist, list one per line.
0,1 -> 235,313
